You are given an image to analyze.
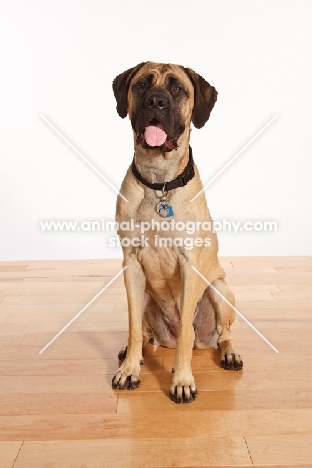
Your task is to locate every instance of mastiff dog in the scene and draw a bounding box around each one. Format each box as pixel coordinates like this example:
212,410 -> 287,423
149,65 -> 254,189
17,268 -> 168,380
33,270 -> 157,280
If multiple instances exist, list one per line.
111,62 -> 243,403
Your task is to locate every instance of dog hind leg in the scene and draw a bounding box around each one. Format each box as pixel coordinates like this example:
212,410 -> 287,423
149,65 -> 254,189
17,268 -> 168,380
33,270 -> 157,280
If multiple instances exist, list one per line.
117,291 -> 176,363
193,288 -> 218,349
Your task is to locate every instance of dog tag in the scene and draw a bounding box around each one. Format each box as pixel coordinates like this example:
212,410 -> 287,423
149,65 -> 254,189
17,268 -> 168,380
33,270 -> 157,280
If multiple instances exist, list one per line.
156,201 -> 174,218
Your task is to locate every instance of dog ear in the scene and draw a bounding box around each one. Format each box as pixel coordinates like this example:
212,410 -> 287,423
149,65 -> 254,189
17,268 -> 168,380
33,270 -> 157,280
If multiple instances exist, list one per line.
112,62 -> 147,118
183,67 -> 218,129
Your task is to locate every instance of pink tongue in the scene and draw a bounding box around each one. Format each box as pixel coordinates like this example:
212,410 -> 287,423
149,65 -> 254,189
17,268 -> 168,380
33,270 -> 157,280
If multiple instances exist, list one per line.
144,123 -> 167,147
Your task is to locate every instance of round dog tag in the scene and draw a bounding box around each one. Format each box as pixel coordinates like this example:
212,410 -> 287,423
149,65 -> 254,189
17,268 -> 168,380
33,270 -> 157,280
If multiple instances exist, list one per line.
156,200 -> 174,218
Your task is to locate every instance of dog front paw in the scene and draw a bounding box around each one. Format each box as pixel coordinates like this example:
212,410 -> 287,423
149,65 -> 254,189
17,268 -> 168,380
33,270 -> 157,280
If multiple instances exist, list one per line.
220,352 -> 243,371
218,340 -> 243,371
112,360 -> 142,390
169,373 -> 197,404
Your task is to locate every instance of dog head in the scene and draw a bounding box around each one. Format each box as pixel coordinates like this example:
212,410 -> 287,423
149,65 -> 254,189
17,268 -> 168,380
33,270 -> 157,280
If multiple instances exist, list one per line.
113,62 -> 217,152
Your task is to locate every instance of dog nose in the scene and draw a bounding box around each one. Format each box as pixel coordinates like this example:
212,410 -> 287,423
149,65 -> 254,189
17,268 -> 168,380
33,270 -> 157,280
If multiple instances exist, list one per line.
145,93 -> 169,110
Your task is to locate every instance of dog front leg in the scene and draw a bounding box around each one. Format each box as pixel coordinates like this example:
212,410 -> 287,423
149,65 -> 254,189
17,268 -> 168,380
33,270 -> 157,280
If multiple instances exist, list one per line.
112,254 -> 145,390
209,279 -> 243,371
169,265 -> 202,403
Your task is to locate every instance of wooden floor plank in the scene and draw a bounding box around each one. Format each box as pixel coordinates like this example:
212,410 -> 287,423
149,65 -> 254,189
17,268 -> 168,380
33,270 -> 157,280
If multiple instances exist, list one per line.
0,278 -> 24,282
2,308 -> 117,323
2,294 -> 127,305
234,305 -> 312,320
231,328 -> 311,342
0,302 -> 115,316
0,259 -> 122,267
0,321 -> 129,335
23,276 -> 125,282
230,256 -> 312,267
276,265 -> 312,272
241,319 -> 312,329
226,266 -> 278,274
0,269 -> 91,279
245,434 -> 312,465
1,281 -> 105,289
272,291 -> 312,300
251,465 -> 310,468
0,375 -> 116,394
273,284 -> 312,293
0,311 -> 10,323
19,331 -> 127,347
163,353 -> 309,373
14,328 -> 312,353
0,357 -> 162,376
13,437 -> 252,467
0,394 -> 118,416
0,288 -> 24,296
227,272 -> 312,285
0,334 -> 25,345
116,389 -> 312,413
234,292 -> 275,301
0,441 -> 23,468
230,284 -> 281,292
1,409 -> 312,441
0,265 -> 28,272
0,344 -> 123,360
235,299 -> 311,310
18,286 -> 126,296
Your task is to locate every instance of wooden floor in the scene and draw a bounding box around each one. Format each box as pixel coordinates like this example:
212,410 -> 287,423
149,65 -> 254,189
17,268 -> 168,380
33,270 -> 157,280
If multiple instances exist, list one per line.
0,257 -> 311,467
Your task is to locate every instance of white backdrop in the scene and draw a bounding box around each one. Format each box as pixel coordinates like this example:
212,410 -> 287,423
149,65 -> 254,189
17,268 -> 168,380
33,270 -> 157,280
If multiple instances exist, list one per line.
1,0 -> 311,260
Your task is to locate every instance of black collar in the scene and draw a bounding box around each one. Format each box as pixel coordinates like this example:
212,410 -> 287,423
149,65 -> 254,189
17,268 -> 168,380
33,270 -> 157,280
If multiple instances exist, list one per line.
131,146 -> 195,192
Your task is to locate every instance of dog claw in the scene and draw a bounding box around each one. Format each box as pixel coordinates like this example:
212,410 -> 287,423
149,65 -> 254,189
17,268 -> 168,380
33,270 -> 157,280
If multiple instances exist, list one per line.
128,379 -> 140,390
112,375 -> 127,390
220,353 -> 243,371
169,386 -> 197,404
112,374 -> 141,390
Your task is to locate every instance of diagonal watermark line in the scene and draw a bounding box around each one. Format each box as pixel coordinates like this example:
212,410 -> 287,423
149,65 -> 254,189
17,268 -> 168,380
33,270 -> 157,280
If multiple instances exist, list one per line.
190,114 -> 278,202
39,266 -> 127,354
191,266 -> 279,353
40,114 -> 129,202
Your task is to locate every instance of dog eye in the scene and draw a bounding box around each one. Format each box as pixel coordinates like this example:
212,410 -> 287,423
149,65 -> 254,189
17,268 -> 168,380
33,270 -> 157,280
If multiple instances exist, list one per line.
138,82 -> 147,89
174,86 -> 183,93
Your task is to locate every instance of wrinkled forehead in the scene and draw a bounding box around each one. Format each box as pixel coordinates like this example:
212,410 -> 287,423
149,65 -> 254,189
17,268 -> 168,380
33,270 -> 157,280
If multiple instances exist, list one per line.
131,62 -> 194,91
